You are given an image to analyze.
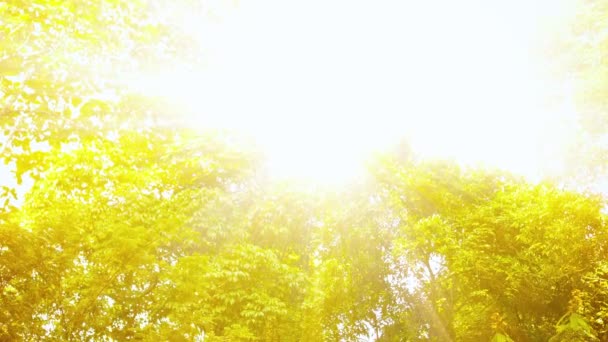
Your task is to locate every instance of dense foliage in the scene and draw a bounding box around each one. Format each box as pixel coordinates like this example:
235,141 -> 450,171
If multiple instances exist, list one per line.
2,0 -> 608,341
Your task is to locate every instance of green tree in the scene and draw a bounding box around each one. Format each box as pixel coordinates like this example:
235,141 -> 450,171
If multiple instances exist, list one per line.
4,0 -> 608,340
372,155 -> 607,341
0,128 -> 256,340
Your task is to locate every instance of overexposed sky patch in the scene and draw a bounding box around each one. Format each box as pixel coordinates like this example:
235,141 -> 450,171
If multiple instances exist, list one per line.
130,0 -> 578,183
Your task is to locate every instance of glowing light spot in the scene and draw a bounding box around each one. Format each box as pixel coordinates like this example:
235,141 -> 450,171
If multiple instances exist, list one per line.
124,0 -> 578,183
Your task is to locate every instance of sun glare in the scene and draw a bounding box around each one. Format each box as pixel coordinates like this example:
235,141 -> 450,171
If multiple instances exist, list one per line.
126,0 -> 577,183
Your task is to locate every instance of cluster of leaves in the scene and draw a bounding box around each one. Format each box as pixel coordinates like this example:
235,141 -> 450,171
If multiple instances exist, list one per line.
0,129 -> 398,340
373,156 -> 607,341
0,0 -> 203,193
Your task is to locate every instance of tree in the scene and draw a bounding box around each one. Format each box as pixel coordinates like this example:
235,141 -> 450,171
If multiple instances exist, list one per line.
0,126 -> 259,340
372,154 -> 608,341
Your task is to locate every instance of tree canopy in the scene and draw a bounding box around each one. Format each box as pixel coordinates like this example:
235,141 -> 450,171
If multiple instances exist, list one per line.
2,0 -> 608,341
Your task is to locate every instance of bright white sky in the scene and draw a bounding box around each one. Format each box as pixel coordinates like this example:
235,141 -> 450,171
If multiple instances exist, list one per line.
130,0 -> 578,183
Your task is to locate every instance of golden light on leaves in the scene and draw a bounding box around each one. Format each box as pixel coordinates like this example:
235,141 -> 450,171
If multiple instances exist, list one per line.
3,1 -> 608,341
